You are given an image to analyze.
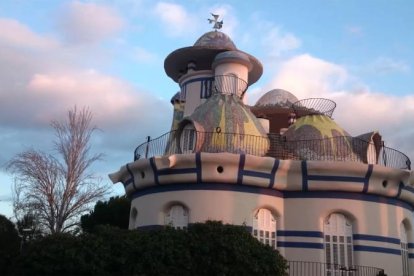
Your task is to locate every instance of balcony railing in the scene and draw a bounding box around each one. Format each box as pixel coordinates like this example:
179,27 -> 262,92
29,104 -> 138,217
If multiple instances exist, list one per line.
292,98 -> 337,118
134,130 -> 411,170
213,74 -> 248,98
287,261 -> 385,276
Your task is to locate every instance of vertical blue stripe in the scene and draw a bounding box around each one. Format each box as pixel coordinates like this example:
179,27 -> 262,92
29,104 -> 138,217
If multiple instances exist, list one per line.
200,80 -> 204,99
362,164 -> 373,193
149,158 -> 159,185
301,160 -> 308,191
269,159 -> 280,188
237,154 -> 246,185
126,163 -> 137,190
396,181 -> 404,198
196,152 -> 202,183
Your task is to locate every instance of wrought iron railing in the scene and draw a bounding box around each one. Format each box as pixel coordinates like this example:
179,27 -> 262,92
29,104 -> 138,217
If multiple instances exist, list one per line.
134,130 -> 269,160
292,98 -> 337,118
134,131 -> 411,170
287,261 -> 385,276
213,74 -> 248,98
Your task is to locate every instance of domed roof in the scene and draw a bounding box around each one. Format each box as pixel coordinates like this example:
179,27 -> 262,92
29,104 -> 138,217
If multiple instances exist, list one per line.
255,89 -> 298,108
164,31 -> 263,85
283,115 -> 354,160
179,93 -> 269,155
285,115 -> 350,141
212,51 -> 252,69
194,31 -> 237,50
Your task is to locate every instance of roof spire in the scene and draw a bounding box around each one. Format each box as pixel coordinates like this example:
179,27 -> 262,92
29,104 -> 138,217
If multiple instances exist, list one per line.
208,13 -> 223,31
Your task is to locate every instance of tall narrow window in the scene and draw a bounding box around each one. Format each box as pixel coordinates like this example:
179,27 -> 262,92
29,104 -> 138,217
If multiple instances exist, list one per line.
324,213 -> 353,275
252,208 -> 277,249
401,222 -> 410,276
180,123 -> 196,154
165,205 -> 188,230
200,79 -> 213,99
130,207 -> 138,229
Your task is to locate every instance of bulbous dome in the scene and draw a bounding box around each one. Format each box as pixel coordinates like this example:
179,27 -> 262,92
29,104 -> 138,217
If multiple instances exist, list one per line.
255,89 -> 298,108
177,93 -> 269,156
285,115 -> 350,141
284,115 -> 354,161
194,31 -> 237,50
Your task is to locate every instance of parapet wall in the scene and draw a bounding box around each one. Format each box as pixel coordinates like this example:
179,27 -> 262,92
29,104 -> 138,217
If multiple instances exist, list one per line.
109,152 -> 413,206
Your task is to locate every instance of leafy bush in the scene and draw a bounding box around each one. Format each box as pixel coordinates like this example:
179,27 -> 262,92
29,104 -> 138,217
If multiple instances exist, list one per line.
11,221 -> 288,275
80,196 -> 130,233
0,215 -> 20,275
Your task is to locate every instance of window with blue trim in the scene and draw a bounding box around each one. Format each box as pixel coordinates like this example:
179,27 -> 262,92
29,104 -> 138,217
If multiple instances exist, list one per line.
324,213 -> 353,275
200,79 -> 213,99
252,208 -> 277,249
165,205 -> 188,230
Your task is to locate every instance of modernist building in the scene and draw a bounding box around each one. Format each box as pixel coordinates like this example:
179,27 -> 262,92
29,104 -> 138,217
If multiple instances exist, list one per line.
110,21 -> 414,275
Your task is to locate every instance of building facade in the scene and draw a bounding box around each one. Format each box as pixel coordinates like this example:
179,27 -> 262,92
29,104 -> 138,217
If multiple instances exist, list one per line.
110,26 -> 414,275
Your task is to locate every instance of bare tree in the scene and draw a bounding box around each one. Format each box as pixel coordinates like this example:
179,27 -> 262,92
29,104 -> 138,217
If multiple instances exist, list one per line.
7,107 -> 109,234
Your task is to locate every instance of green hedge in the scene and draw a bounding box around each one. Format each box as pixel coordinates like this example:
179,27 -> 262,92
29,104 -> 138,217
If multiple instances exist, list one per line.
11,221 -> 288,275
0,215 -> 20,275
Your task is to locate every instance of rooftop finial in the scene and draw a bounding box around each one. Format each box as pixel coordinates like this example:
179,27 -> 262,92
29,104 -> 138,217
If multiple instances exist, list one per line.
208,13 -> 223,31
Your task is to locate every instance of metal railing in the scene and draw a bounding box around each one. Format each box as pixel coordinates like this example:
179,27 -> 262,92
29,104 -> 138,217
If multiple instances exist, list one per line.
213,74 -> 248,98
292,98 -> 337,118
287,261 -> 385,276
267,134 -> 411,170
134,130 -> 269,160
134,131 -> 411,170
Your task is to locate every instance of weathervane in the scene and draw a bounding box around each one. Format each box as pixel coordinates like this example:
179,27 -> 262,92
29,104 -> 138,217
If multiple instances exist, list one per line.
208,13 -> 223,31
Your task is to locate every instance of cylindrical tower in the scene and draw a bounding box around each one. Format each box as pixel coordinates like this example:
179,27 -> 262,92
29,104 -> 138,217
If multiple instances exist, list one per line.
164,31 -> 262,117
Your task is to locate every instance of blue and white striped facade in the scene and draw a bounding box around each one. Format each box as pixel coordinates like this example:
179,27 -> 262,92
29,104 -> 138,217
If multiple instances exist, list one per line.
110,152 -> 414,274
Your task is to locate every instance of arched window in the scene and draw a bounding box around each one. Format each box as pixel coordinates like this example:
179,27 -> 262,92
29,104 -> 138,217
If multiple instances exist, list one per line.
180,123 -> 196,154
324,213 -> 353,273
130,207 -> 138,229
165,205 -> 189,230
252,208 -> 277,249
400,222 -> 410,276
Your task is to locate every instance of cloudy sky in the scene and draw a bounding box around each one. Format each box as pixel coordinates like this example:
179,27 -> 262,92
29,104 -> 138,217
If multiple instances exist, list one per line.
1,0 -> 413,218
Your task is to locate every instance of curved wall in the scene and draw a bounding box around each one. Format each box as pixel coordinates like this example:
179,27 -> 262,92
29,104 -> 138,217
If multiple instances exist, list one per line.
130,186 -> 413,275
109,152 -> 414,275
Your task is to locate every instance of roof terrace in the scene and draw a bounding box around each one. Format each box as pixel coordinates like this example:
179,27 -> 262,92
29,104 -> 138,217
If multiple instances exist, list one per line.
134,130 -> 411,170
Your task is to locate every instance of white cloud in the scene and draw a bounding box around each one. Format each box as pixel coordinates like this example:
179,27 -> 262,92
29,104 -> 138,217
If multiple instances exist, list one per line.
265,54 -> 348,99
26,71 -> 137,124
369,57 -> 410,75
57,1 -> 125,44
239,15 -> 300,60
154,2 -> 197,37
262,27 -> 301,57
0,18 -> 170,134
0,18 -> 59,49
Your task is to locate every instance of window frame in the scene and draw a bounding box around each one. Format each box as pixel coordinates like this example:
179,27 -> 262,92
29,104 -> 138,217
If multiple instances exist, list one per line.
252,208 -> 277,249
165,204 -> 189,230
324,213 -> 354,275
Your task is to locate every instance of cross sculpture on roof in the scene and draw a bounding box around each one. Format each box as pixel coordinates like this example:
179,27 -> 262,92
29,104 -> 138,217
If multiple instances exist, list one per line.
208,13 -> 223,30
